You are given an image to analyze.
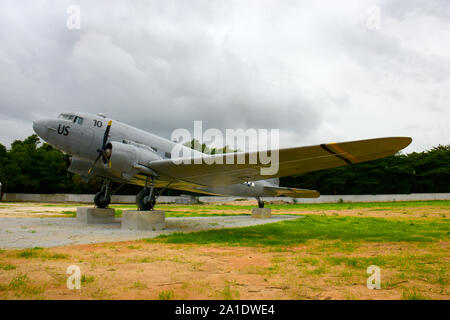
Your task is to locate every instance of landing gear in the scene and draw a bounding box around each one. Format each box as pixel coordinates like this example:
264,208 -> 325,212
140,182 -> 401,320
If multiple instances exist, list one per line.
136,188 -> 156,211
136,176 -> 156,211
256,196 -> 264,208
94,179 -> 112,208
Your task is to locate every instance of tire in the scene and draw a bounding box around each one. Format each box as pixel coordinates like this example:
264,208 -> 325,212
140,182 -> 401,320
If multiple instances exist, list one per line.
258,201 -> 264,208
136,189 -> 156,211
94,191 -> 111,208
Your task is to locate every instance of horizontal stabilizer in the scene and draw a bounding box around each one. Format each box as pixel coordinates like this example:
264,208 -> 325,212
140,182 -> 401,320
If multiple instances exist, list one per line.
264,186 -> 320,198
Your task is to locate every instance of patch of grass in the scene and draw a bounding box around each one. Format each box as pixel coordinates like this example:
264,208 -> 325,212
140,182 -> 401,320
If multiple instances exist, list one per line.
41,204 -> 84,207
81,275 -> 95,284
61,211 -> 76,217
296,257 -> 320,266
17,247 -> 43,258
158,289 -> 174,300
191,261 -> 205,270
326,256 -> 388,268
0,264 -> 16,271
165,211 -> 249,218
309,266 -> 327,275
8,274 -> 28,290
16,247 -> 67,260
132,281 -> 147,289
47,253 -> 68,260
216,281 -> 240,300
127,245 -> 141,249
402,289 -> 430,300
155,200 -> 450,213
436,271 -> 448,286
5,273 -> 44,297
149,216 -> 449,246
271,256 -> 286,264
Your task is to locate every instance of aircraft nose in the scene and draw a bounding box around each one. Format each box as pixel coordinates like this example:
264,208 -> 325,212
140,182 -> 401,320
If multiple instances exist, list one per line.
33,119 -> 47,137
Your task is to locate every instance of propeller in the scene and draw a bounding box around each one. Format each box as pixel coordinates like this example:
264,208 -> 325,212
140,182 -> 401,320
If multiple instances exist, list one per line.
88,120 -> 113,175
57,153 -> 72,177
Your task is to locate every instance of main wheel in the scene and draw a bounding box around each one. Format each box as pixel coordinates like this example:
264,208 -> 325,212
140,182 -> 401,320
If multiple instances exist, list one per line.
94,191 -> 111,208
136,189 -> 156,211
258,200 -> 265,208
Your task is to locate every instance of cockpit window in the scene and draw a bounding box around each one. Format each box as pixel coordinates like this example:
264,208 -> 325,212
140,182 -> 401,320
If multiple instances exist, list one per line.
58,114 -> 75,121
58,114 -> 84,125
75,116 -> 84,125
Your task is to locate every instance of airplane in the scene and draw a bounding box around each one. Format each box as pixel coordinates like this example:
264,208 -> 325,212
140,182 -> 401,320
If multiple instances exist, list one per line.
32,112 -> 412,210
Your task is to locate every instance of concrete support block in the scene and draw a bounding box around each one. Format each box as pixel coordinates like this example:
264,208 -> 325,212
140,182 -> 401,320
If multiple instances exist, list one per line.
77,207 -> 115,224
251,208 -> 272,219
121,210 -> 165,230
175,195 -> 199,204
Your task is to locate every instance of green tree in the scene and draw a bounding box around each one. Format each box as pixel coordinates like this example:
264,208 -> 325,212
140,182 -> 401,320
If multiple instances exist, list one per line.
0,135 -> 448,196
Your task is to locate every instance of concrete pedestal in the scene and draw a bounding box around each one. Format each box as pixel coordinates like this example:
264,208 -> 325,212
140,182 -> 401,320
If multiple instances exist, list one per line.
175,195 -> 199,204
251,208 -> 272,219
121,210 -> 165,230
77,207 -> 115,224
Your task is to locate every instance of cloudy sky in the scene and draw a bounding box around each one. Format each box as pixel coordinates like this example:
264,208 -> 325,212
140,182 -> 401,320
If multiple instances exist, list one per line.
0,0 -> 449,153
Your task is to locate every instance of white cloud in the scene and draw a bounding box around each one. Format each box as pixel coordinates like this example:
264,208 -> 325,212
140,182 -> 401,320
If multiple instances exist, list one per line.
0,0 -> 448,153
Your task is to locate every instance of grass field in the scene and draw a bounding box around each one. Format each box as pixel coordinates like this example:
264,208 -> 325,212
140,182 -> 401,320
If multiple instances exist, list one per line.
0,200 -> 448,300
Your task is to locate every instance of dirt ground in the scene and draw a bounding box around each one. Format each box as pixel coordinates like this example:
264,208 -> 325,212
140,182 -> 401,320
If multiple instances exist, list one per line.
0,203 -> 78,218
0,201 -> 448,219
165,205 -> 449,219
0,240 -> 448,300
0,202 -> 448,300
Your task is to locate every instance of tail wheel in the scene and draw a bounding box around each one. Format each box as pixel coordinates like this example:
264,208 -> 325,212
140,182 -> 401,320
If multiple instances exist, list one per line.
94,191 -> 111,208
136,189 -> 156,211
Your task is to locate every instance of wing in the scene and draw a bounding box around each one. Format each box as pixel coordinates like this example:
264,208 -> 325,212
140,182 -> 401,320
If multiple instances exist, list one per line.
148,137 -> 412,187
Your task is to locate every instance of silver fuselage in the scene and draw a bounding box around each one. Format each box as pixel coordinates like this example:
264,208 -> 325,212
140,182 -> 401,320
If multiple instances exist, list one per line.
33,112 -> 278,197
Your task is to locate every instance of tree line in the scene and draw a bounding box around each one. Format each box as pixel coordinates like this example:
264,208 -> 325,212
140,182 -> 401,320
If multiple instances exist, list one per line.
281,144 -> 449,194
0,135 -> 448,197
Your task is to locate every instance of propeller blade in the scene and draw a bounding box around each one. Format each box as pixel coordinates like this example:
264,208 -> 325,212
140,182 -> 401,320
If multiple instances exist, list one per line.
103,120 -> 112,148
88,153 -> 102,174
89,120 -> 113,175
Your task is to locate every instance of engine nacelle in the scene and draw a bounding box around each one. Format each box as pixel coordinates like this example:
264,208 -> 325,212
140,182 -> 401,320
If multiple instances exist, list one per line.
67,156 -> 92,176
107,141 -> 161,177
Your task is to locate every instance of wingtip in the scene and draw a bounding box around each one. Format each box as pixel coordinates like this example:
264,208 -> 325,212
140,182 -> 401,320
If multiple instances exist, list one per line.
396,136 -> 413,150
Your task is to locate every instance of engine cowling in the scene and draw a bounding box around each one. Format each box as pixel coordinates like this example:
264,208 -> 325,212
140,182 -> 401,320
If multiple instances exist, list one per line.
67,156 -> 92,176
106,141 -> 161,177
